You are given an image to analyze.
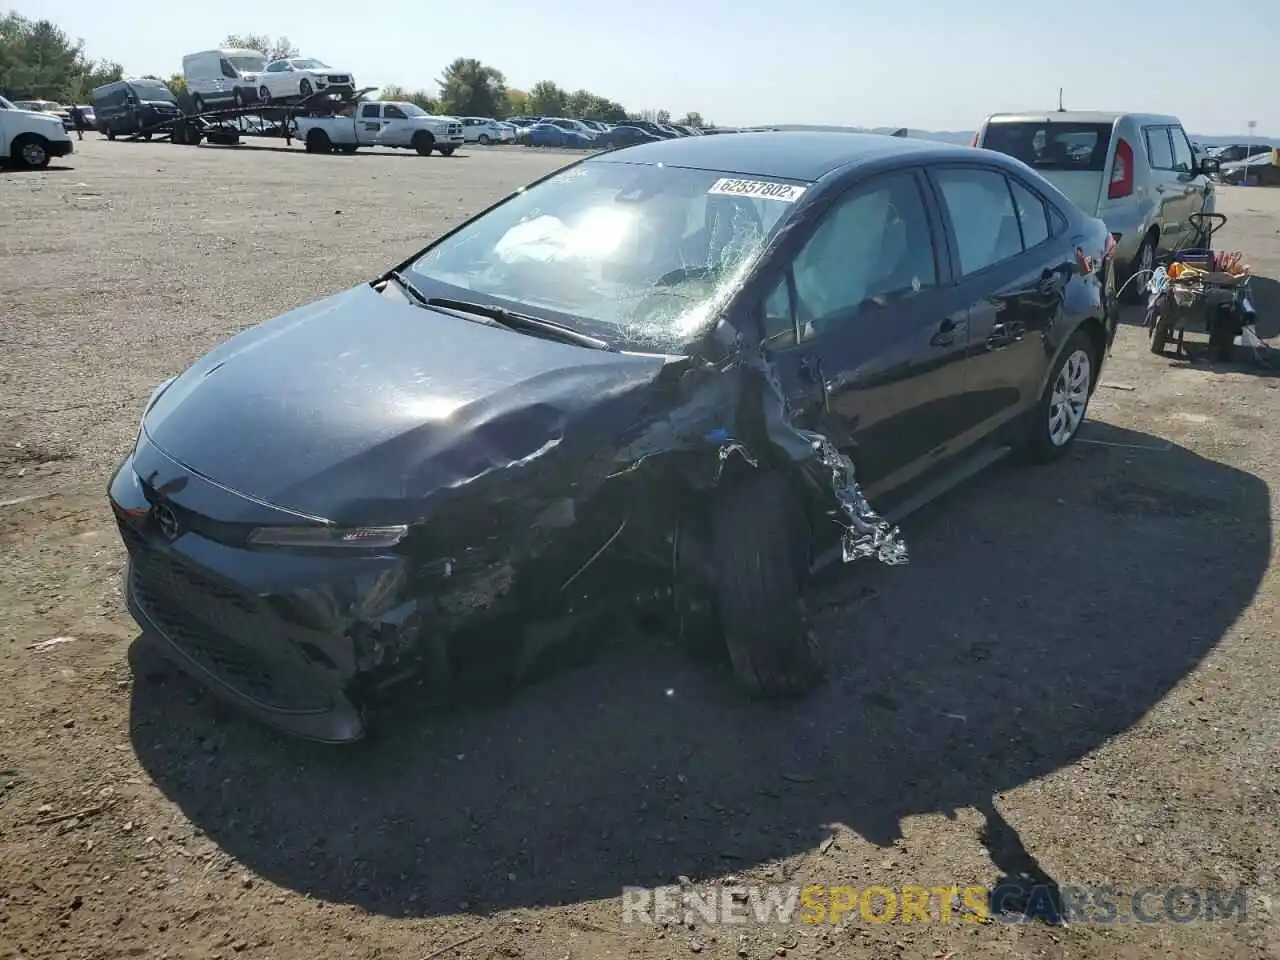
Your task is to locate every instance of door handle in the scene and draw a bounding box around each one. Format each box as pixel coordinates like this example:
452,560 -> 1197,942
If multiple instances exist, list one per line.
930,317 -> 957,347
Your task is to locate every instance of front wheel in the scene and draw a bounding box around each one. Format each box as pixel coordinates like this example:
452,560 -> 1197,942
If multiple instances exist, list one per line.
709,470 -> 822,698
1122,231 -> 1157,304
412,131 -> 435,156
12,135 -> 51,169
298,79 -> 313,99
478,134 -> 491,145
1022,328 -> 1096,462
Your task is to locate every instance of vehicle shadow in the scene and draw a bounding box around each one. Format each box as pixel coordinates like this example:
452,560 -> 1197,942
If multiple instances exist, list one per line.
3,165 -> 74,173
128,422 -> 1271,920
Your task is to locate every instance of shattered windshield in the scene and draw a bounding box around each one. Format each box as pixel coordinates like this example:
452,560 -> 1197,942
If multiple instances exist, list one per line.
408,161 -> 803,352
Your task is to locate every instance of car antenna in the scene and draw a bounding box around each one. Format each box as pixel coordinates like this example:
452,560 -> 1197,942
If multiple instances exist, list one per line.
1057,87 -> 1065,112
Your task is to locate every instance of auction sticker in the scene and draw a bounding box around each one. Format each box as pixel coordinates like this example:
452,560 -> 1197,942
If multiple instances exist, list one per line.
707,178 -> 807,202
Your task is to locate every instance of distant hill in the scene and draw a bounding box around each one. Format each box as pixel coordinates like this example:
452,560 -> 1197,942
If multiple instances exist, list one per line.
756,124 -> 1279,148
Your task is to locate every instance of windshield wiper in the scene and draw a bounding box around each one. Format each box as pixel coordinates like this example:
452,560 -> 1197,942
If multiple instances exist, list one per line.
422,296 -> 612,351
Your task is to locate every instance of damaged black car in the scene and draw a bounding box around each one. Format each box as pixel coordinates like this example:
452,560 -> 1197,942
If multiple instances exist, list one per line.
109,132 -> 1118,742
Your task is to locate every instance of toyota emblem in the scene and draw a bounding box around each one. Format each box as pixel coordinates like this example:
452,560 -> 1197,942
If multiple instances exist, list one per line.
153,503 -> 181,541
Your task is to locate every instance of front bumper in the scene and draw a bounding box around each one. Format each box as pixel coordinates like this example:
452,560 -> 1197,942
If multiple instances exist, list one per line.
108,439 -> 422,743
48,139 -> 73,158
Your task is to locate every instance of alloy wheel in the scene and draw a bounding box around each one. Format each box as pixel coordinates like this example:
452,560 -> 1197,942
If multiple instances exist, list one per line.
1048,348 -> 1091,446
20,140 -> 47,167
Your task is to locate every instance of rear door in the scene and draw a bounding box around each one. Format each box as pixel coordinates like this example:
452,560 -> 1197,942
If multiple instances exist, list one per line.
357,102 -> 383,144
927,163 -> 1076,440
1140,125 -> 1187,253
762,168 -> 973,496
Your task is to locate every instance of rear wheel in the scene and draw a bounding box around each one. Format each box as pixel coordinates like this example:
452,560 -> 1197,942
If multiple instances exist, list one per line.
709,470 -> 822,698
1023,328 -> 1096,462
478,133 -> 491,145
438,145 -> 456,157
191,94 -> 206,114
298,79 -> 313,99
305,128 -> 332,154
259,85 -> 271,104
412,131 -> 435,156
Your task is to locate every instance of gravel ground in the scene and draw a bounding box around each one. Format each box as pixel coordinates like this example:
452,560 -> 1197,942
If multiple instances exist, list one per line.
2,137 -> 1279,960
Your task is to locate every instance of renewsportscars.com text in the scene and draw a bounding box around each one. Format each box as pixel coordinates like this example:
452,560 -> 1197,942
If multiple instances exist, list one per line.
621,884 -> 1249,926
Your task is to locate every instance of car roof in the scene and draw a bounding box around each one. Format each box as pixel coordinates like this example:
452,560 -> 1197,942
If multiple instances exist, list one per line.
590,130 -> 977,183
985,110 -> 1183,126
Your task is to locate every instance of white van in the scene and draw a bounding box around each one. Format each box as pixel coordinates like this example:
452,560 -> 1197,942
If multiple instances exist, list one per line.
182,48 -> 268,113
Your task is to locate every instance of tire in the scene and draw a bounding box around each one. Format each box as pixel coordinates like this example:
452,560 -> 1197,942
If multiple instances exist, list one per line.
259,86 -> 271,104
1121,230 -> 1158,304
298,79 -> 313,99
478,134 -> 491,145
1022,328 -> 1097,462
232,89 -> 246,109
412,131 -> 435,156
305,129 -> 332,154
191,94 -> 206,114
438,146 -> 456,157
709,470 -> 822,698
1149,304 -> 1174,356
106,128 -> 116,140
11,135 -> 51,169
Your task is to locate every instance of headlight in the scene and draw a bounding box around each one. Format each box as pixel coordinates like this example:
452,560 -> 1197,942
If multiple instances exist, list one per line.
247,524 -> 408,550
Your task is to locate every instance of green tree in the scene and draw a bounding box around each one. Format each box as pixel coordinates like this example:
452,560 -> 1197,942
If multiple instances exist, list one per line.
505,88 -> 529,116
222,34 -> 299,60
167,73 -> 188,94
436,57 -> 507,118
526,80 -> 567,117
679,111 -> 705,129
655,109 -> 671,124
0,12 -> 121,102
379,84 -> 437,112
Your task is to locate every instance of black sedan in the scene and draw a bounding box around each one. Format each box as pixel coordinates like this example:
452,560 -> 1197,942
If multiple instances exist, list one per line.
598,124 -> 661,149
110,132 -> 1118,742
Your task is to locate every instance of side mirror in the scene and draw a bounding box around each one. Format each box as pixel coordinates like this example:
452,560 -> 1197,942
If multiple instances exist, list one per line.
1198,157 -> 1221,176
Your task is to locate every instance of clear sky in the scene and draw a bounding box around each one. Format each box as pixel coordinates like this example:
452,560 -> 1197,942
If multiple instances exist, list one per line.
18,0 -> 1280,136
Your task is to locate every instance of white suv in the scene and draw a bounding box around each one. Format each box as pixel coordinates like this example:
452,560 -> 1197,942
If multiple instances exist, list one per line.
257,58 -> 356,102
460,117 -> 507,144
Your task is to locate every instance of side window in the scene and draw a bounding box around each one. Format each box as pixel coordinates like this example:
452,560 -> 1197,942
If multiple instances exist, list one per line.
360,103 -> 380,119
1170,127 -> 1194,173
1145,127 -> 1175,170
1008,178 -> 1050,250
384,105 -> 407,120
933,167 -> 1024,276
220,59 -> 237,79
760,276 -> 797,348
789,171 -> 938,340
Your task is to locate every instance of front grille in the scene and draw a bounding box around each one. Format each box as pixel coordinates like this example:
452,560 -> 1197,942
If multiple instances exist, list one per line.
121,523 -> 334,713
449,124 -> 462,134
328,75 -> 350,84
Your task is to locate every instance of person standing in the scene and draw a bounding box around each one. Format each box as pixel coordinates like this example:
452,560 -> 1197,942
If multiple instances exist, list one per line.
70,105 -> 86,140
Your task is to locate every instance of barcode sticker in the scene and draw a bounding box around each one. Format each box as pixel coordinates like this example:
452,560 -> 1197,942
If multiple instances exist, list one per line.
707,178 -> 807,202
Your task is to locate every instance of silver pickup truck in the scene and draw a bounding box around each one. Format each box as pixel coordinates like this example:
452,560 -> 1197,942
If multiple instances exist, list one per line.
293,101 -> 465,155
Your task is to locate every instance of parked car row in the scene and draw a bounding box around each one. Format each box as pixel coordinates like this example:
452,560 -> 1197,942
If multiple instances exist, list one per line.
497,115 -> 708,150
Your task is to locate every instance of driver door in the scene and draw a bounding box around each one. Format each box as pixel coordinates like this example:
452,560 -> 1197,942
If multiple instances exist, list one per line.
762,168 -> 972,499
379,104 -> 411,146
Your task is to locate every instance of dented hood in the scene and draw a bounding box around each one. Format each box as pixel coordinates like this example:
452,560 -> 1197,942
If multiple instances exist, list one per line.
142,284 -> 672,520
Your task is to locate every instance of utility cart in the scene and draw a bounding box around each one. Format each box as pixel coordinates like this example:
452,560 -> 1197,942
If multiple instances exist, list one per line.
1145,213 -> 1258,362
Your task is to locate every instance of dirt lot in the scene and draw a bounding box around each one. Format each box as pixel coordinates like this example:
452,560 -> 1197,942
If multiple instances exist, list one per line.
2,137 -> 1279,960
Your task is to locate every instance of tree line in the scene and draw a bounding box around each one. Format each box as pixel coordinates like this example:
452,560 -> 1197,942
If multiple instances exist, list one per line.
1,16 -> 711,128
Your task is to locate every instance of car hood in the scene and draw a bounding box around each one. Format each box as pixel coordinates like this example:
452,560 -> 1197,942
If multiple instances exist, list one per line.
141,283 -> 678,522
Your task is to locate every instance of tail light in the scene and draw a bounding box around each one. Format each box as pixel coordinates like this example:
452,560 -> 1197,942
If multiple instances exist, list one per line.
1108,138 -> 1134,199
1105,233 -> 1118,259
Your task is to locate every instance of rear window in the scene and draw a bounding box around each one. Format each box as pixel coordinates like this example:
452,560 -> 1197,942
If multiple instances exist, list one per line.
981,121 -> 1113,172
